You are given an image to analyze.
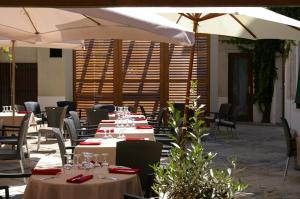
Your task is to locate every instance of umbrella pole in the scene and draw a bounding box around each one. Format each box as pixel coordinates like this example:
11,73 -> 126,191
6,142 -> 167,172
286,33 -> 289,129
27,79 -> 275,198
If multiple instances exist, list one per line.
11,40 -> 16,122
183,22 -> 198,130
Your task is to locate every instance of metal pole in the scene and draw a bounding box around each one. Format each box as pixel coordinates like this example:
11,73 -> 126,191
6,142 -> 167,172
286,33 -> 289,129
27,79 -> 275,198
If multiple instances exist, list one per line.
11,40 -> 16,121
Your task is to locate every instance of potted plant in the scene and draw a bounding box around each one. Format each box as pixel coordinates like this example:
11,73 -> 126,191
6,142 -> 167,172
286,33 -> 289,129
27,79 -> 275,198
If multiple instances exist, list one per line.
152,81 -> 247,199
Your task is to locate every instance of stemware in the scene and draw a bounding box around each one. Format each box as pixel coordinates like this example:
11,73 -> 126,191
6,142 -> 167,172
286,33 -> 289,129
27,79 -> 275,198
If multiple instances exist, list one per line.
82,152 -> 94,170
93,154 -> 101,167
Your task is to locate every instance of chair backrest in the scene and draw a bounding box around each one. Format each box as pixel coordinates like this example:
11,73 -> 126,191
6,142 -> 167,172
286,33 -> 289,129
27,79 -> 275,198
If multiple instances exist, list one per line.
281,117 -> 294,157
94,104 -> 115,112
86,108 -> 109,126
219,103 -> 232,120
45,107 -> 67,131
69,111 -> 81,130
17,115 -> 30,157
116,140 -> 162,190
24,101 -> 41,115
157,107 -> 167,126
139,105 -> 146,115
51,128 -> 67,165
15,105 -> 25,111
64,118 -> 78,146
57,101 -> 76,114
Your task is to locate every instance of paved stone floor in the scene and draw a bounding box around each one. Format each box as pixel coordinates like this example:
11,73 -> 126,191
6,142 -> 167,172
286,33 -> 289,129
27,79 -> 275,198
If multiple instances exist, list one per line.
0,123 -> 300,198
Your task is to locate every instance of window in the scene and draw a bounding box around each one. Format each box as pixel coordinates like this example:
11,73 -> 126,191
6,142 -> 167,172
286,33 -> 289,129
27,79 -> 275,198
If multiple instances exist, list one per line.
49,48 -> 62,58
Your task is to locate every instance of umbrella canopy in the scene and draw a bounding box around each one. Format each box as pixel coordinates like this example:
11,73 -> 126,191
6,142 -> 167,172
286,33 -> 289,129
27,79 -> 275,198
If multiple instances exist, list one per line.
0,7 -> 194,46
0,39 -> 83,49
119,7 -> 300,40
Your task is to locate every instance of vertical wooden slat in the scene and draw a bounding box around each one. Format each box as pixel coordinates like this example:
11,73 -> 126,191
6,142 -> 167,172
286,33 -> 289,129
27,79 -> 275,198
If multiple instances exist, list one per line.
113,39 -> 123,106
160,43 -> 169,108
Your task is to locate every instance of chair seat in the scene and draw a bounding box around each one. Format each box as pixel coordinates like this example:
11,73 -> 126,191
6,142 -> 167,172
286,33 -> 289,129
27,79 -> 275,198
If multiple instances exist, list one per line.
0,139 -> 18,145
219,120 -> 235,128
0,149 -> 19,160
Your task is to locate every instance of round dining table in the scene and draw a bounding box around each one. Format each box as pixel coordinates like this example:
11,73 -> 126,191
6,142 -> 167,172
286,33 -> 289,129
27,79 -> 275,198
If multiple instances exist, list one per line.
24,167 -> 143,199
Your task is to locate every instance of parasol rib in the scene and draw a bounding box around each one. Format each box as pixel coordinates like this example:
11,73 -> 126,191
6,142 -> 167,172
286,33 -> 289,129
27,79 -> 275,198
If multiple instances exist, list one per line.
82,14 -> 102,26
23,8 -> 39,34
230,14 -> 257,39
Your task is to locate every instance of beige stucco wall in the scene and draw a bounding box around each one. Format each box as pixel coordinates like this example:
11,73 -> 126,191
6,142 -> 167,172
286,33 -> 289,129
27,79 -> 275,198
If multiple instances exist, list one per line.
0,47 -> 37,63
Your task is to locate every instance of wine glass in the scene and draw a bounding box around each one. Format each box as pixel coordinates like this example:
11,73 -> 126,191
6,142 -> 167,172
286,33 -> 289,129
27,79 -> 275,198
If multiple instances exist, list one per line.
101,153 -> 109,168
93,154 -> 101,167
107,128 -> 113,138
73,154 -> 81,169
82,152 -> 94,170
63,155 -> 73,174
103,128 -> 109,139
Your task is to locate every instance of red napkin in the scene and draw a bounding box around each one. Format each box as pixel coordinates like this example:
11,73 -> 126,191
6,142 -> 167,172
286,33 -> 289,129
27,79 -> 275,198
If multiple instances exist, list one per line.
32,168 -> 62,175
101,120 -> 115,123
96,129 -> 114,133
126,137 -> 146,141
134,118 -> 146,121
66,174 -> 93,183
136,125 -> 153,129
79,142 -> 101,145
108,112 -> 114,115
109,167 -> 140,174
17,111 -> 32,114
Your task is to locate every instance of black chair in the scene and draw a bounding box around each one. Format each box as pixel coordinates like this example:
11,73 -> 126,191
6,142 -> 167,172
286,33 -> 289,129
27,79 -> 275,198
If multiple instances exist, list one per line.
86,108 -> 109,127
281,117 -> 297,181
64,118 -> 91,147
24,101 -> 46,126
0,113 -> 32,157
0,173 -> 32,199
57,101 -> 77,116
217,106 -> 238,136
51,127 -> 73,165
0,118 -> 30,173
94,104 -> 115,112
69,111 -> 98,135
37,106 -> 67,151
15,104 -> 26,112
139,105 -> 158,119
116,140 -> 162,197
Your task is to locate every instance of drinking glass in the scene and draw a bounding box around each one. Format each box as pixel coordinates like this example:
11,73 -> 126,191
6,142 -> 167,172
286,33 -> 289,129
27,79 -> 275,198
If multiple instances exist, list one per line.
82,152 -> 94,170
103,128 -> 109,139
93,154 -> 101,167
63,155 -> 73,175
73,154 -> 81,169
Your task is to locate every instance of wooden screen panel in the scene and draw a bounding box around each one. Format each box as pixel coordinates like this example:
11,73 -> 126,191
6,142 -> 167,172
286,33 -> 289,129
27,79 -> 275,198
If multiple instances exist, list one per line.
74,39 -> 114,117
169,34 -> 210,111
122,41 -> 160,113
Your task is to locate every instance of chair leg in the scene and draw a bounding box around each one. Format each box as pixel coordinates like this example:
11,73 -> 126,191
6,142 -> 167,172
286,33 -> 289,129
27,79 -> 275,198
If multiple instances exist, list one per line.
37,130 -> 41,151
19,159 -> 25,173
283,157 -> 290,181
5,186 -> 9,199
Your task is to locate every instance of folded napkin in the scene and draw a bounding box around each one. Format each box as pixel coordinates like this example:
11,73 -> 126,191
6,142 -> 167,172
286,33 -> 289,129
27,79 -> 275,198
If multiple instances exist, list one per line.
17,111 -> 32,114
32,168 -> 62,175
101,120 -> 115,123
66,174 -> 93,183
136,125 -> 153,129
79,142 -> 101,145
96,129 -> 114,133
126,137 -> 146,141
134,117 -> 146,121
109,167 -> 140,174
108,112 -> 114,115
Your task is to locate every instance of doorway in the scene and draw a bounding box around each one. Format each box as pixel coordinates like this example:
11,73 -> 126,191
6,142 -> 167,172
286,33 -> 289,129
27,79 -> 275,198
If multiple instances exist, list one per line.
0,63 -> 37,110
228,53 -> 253,121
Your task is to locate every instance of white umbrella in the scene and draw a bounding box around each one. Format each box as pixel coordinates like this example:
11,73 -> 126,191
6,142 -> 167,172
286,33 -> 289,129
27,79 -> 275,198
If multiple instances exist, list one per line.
0,7 -> 194,46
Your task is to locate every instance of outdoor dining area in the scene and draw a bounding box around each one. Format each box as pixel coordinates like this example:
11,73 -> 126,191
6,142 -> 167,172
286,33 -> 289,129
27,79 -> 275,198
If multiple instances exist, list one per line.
0,6 -> 300,199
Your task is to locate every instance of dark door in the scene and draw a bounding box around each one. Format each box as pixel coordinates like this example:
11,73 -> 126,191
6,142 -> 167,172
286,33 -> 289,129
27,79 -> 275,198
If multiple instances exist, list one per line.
0,63 -> 37,110
228,53 -> 253,121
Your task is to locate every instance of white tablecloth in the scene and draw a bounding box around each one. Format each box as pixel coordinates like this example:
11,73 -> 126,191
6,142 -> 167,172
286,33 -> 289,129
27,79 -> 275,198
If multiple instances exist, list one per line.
95,127 -> 155,141
24,166 -> 142,199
